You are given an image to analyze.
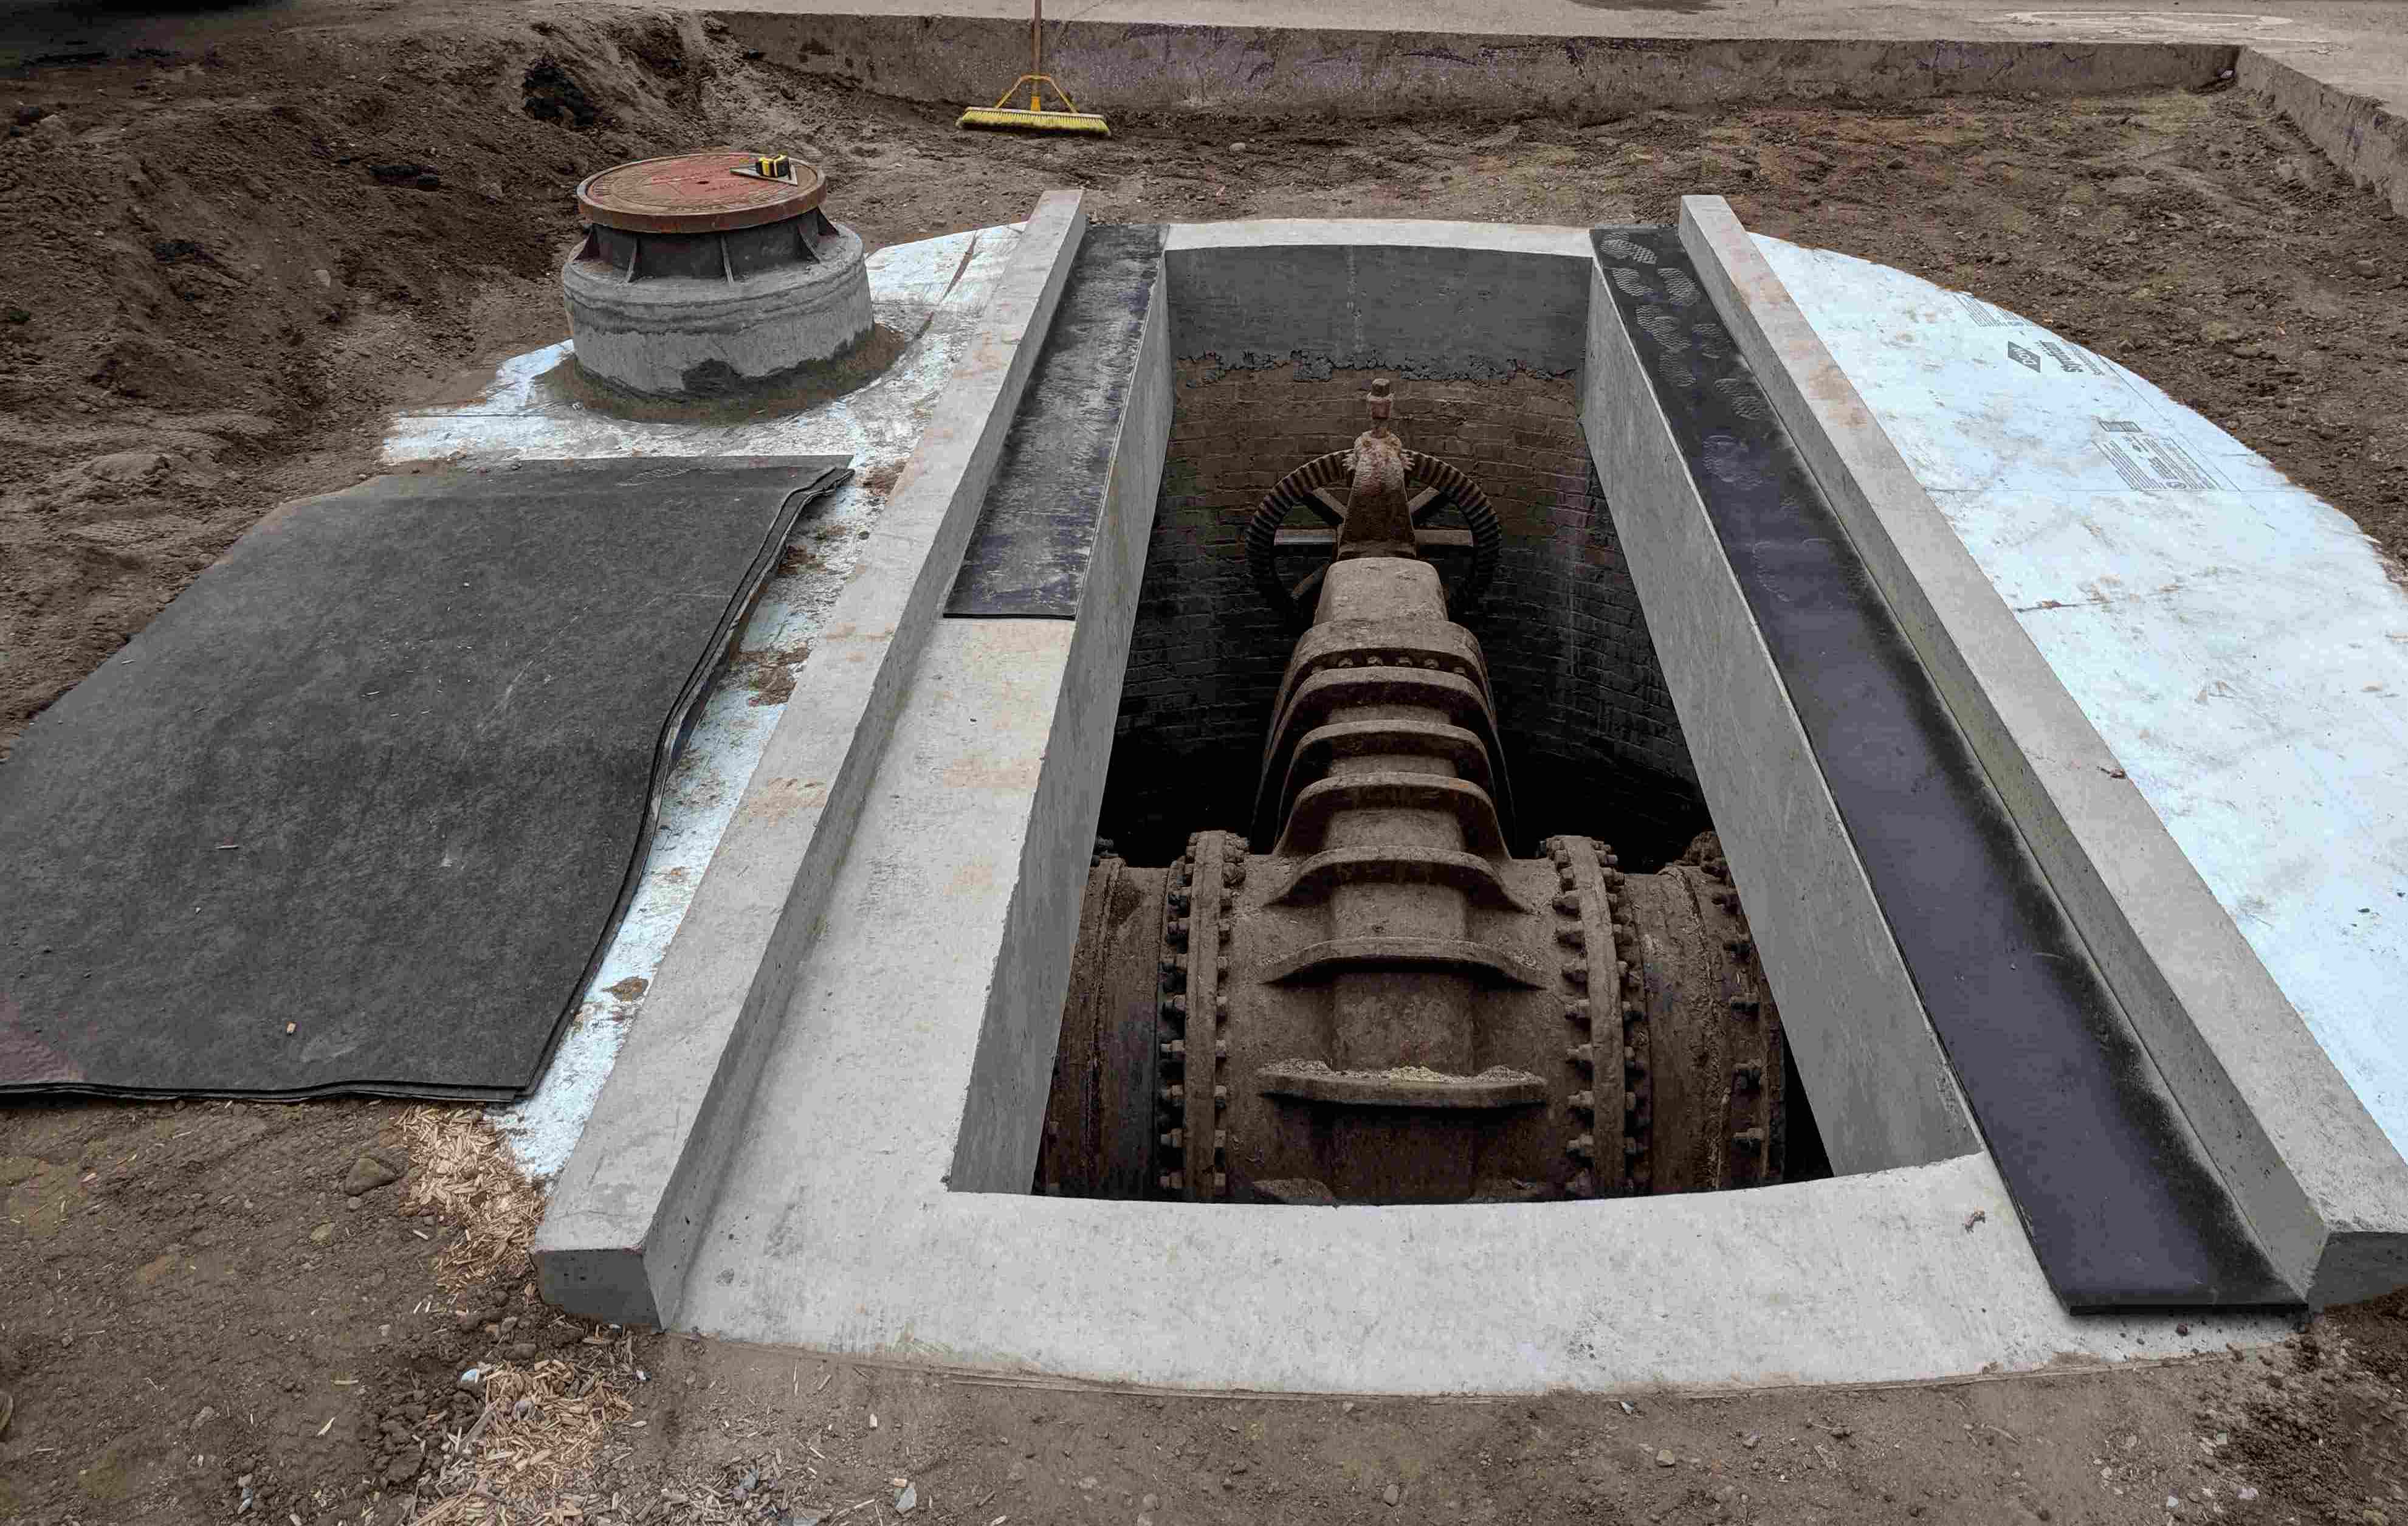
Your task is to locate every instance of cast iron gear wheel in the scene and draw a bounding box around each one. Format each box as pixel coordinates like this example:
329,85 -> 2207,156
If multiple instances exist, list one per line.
1245,449 -> 1502,628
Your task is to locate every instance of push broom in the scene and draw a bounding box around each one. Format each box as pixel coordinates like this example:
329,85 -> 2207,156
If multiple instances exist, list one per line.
957,0 -> 1110,137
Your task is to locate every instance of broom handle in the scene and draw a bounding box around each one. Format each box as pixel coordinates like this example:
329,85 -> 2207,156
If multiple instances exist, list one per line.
1032,0 -> 1043,75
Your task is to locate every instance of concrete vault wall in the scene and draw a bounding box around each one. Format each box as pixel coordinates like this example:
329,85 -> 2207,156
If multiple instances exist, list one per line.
1101,359 -> 1705,866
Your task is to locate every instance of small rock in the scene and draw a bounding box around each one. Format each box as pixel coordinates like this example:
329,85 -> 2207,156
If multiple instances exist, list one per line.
343,1155 -> 401,1195
1141,1496 -> 1158,1510
1341,1401 -> 1356,1414
1230,1463 -> 1248,1475
2237,1485 -> 2259,1501
1078,1476 -> 1098,1491
311,269 -> 333,289
309,1223 -> 334,1246
1385,1483 -> 1402,1507
895,1482 -> 918,1513
82,449 -> 175,485
1742,1432 -> 1760,1449
384,1451 -> 421,1484
2352,258 -> 2381,278
1656,1449 -> 1677,1467
457,1367 -> 484,1391
1006,1460 -> 1027,1482
510,1342 -> 536,1361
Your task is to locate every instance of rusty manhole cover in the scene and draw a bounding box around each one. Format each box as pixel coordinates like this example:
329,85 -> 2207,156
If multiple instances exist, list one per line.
575,150 -> 828,235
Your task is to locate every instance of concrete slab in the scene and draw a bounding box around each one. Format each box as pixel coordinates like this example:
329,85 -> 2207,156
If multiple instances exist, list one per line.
1677,193 -> 2408,1306
531,190 -> 1090,1328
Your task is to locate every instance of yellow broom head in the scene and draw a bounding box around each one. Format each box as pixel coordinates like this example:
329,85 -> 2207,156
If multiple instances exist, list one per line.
958,75 -> 1110,136
957,105 -> 1111,135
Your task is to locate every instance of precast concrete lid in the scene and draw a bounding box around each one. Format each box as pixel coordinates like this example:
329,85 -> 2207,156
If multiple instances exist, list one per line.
576,151 -> 828,235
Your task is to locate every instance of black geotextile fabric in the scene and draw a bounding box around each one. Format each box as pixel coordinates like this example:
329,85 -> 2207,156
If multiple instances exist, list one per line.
0,456 -> 848,1099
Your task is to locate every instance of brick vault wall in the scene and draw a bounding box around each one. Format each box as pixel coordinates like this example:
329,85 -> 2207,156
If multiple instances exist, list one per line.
1101,361 -> 1707,868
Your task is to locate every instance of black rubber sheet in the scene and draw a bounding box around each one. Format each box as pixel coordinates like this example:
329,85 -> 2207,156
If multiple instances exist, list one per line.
1595,227 -> 2295,1310
0,455 -> 848,1099
948,223 -> 1163,618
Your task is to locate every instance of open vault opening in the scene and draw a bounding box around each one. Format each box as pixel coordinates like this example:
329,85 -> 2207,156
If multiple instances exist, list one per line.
1010,243 -> 1832,1207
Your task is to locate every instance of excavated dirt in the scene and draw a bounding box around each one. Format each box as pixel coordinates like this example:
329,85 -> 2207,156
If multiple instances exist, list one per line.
4,3 -> 2408,1523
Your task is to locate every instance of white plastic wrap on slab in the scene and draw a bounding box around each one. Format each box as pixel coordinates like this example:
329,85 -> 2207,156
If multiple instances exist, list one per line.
379,226 -> 1020,1176
1761,234 -> 2408,1161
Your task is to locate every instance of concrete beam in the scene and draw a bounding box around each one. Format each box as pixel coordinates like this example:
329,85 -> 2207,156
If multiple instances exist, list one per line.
2237,49 -> 2408,216
1578,258 -> 1978,1176
1677,193 -> 2408,1306
532,189 -> 1089,1328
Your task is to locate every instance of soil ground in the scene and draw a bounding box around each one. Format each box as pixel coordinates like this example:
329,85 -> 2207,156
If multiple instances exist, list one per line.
4,4 -> 2408,1524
